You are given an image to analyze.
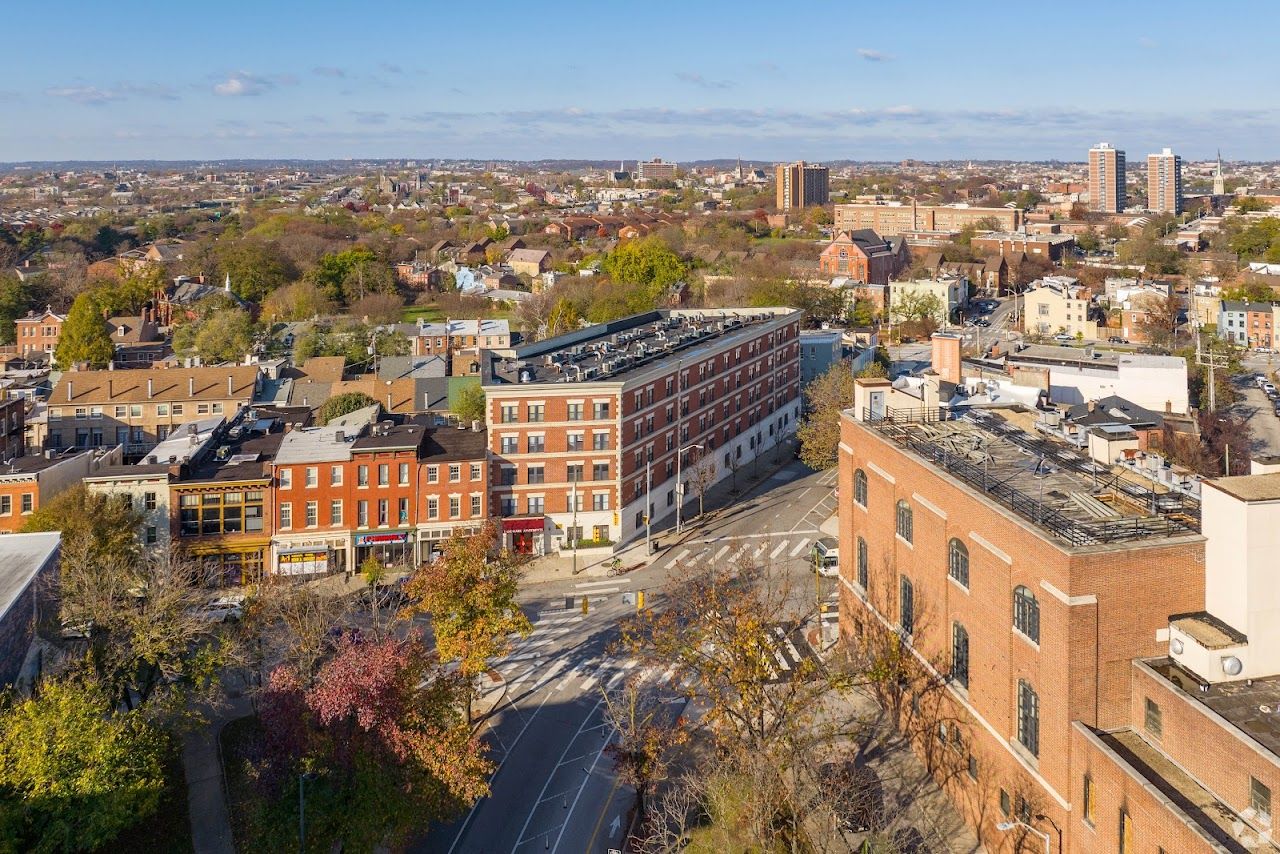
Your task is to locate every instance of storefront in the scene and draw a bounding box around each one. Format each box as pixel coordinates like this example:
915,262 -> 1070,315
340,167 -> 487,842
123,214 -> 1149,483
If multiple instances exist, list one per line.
271,535 -> 348,579
353,530 -> 415,570
502,516 -> 547,555
186,542 -> 268,587
417,524 -> 482,563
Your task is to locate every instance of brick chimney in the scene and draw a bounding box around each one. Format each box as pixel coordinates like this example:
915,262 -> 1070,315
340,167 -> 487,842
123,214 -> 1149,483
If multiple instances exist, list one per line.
931,332 -> 962,386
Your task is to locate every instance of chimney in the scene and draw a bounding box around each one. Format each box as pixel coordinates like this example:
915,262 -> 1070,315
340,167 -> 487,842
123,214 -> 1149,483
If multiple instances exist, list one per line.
227,375 -> 234,396
335,430 -> 345,443
188,377 -> 194,396
65,380 -> 72,401
146,378 -> 153,399
1087,400 -> 1096,413
107,379 -> 113,398
930,332 -> 962,386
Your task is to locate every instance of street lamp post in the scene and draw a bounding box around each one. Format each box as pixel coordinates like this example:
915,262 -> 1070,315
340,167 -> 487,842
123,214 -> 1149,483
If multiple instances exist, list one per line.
995,819 -> 1051,854
674,443 -> 704,536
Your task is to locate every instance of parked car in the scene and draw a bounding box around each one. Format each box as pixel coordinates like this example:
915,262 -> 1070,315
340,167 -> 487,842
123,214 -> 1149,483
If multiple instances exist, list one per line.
1265,383 -> 1277,395
1053,333 -> 1074,343
813,537 -> 839,577
190,593 -> 244,623
975,318 -> 991,327
1107,336 -> 1130,344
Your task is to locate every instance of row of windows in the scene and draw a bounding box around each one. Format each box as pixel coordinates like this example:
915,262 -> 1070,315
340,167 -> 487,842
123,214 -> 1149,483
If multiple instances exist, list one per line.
280,494 -> 480,529
500,402 -> 611,423
500,433 -> 610,454
497,493 -> 609,516
49,402 -> 221,420
278,462 -> 482,489
499,462 -> 610,486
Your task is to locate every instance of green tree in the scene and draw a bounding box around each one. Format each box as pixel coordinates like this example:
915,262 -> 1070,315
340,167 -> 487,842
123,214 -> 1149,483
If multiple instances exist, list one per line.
0,275 -> 33,346
215,239 -> 295,303
317,392 -> 378,425
95,265 -> 165,316
601,237 -> 686,303
1221,280 -> 1277,302
1076,227 -> 1101,253
0,678 -> 168,852
261,281 -> 336,322
1234,196 -> 1270,213
173,306 -> 255,364
403,523 -> 531,719
796,360 -> 856,470
450,383 -> 487,423
547,297 -> 582,336
22,483 -> 140,566
306,247 -> 387,305
54,292 -> 114,370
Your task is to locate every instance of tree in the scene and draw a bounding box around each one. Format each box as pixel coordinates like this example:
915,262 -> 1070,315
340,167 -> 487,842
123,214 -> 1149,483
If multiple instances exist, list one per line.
797,359 -> 856,471
22,483 -> 140,567
1076,227 -> 1101,253
547,297 -> 582,336
317,392 -> 378,425
1234,196 -> 1270,213
450,383 -> 487,424
1132,293 -> 1183,350
306,247 -> 393,305
1222,280 -> 1278,302
601,237 -> 686,302
602,675 -> 688,822
685,448 -> 716,520
96,264 -> 165,316
403,523 -> 531,720
215,239 -> 296,303
889,287 -> 945,337
0,274 -> 33,346
261,281 -> 336,322
351,292 -> 404,325
0,677 -> 168,852
173,305 -> 255,364
54,292 -> 114,369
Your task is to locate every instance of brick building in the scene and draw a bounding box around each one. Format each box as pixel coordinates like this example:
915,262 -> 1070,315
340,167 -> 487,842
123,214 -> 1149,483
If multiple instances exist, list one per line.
14,307 -> 64,359
817,229 -> 908,283
0,447 -> 121,534
837,383 -> 1206,850
483,308 -> 801,554
970,232 -> 1076,263
833,202 -> 1022,236
1089,143 -> 1127,213
775,161 -> 830,211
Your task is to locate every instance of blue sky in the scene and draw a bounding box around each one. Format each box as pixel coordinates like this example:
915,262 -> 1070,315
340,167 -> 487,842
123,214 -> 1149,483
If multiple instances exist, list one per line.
1,0 -> 1275,163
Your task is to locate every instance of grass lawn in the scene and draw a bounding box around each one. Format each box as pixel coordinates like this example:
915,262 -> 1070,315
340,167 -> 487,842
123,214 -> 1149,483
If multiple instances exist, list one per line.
402,304 -> 446,323
103,733 -> 193,854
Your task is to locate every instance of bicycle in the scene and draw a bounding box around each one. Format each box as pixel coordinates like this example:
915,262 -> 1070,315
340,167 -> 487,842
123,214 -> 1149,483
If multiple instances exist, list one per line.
605,557 -> 624,577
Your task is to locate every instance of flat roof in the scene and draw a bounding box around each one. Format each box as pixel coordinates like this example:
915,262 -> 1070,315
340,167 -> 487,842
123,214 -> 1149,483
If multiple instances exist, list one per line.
1007,344 -> 1185,373
1205,473 -> 1280,503
491,307 -> 796,386
0,532 -> 59,619
1150,658 -> 1280,767
859,407 -> 1200,547
273,425 -> 356,466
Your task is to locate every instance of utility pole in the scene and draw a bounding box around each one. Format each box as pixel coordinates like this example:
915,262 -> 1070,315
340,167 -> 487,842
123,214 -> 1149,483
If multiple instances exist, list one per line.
1195,322 -> 1230,413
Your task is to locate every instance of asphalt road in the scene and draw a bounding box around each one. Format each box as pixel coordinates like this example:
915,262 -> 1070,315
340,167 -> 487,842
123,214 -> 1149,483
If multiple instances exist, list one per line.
415,460 -> 838,854
1232,355 -> 1280,462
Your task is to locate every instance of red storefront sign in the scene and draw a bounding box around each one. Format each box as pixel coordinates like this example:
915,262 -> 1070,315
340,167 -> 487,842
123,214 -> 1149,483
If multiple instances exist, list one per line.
502,517 -> 545,533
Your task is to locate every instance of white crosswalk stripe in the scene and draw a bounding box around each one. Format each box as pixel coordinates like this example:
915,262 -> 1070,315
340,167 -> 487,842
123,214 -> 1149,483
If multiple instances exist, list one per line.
575,578 -> 630,589
752,543 -> 768,559
713,544 -> 730,561
790,539 -> 811,558
672,548 -> 691,564
770,540 -> 789,560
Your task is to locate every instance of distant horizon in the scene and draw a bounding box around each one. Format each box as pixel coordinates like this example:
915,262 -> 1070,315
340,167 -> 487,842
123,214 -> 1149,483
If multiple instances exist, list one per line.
2,0 -> 1276,162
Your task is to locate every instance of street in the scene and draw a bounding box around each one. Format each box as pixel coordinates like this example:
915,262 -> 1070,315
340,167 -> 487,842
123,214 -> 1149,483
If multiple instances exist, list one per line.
416,461 -> 839,853
1232,353 -> 1280,461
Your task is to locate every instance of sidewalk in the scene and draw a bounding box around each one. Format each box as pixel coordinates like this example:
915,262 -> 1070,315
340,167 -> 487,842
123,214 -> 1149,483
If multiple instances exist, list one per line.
183,693 -> 252,854
522,443 -> 802,584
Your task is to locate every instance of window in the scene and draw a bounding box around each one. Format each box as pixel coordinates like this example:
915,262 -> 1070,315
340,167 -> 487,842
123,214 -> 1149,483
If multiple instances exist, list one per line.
279,468 -> 292,489
899,576 -> 914,636
305,501 -> 318,527
999,789 -> 1010,816
357,500 -> 368,527
156,403 -> 169,416
567,403 -> 583,421
172,404 -> 183,416
500,466 -> 516,486
527,465 -> 545,484
896,500 -> 913,543
449,496 -> 460,518
144,491 -> 157,511
967,755 -> 978,781
114,405 -> 126,418
378,464 -> 389,486
449,464 -> 461,482
377,499 -> 389,526
853,469 -> 867,506
1119,810 -> 1133,854
566,464 -> 583,482
427,497 -> 439,519
856,537 -> 868,589
527,496 -> 544,514
593,494 -> 609,511
1013,585 -> 1040,643
501,405 -> 518,423
1017,680 -> 1039,757
471,494 -> 482,516
427,465 -> 439,484
948,539 -> 969,587
305,467 -> 318,488
593,462 -> 609,481
1144,697 -> 1162,739
358,465 -> 369,487
527,435 -> 545,453
145,526 -> 157,545
330,465 -> 343,486
593,524 -> 608,542
593,432 -> 609,450
500,437 -> 518,454
400,498 -> 410,524
197,404 -> 209,415
279,503 -> 292,529
1252,777 -> 1272,824
593,402 -> 609,419
567,432 -> 585,451
1082,774 -> 1095,824
400,463 -> 411,485
0,496 -> 9,515
951,623 -> 969,688
212,403 -> 224,415
330,499 -> 343,526
20,493 -> 32,514
527,404 -> 544,422
470,463 -> 482,481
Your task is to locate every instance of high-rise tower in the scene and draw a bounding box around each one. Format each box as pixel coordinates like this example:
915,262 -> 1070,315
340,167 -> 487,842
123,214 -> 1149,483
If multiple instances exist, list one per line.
1147,147 -> 1183,215
1088,142 -> 1127,213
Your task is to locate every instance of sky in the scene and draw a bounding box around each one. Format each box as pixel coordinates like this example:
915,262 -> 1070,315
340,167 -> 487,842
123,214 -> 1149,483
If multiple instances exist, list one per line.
1,0 -> 1276,163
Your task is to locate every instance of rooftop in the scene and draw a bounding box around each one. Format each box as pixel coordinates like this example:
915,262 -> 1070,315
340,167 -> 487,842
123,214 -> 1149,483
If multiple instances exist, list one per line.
490,308 -> 795,386
860,407 -> 1200,547
0,449 -> 91,478
0,532 -> 60,619
1205,473 -> 1280,503
1006,343 -> 1185,374
53,365 -> 260,404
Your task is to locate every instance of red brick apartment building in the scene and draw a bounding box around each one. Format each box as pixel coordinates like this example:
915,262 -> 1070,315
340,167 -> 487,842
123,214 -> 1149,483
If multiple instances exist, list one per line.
837,382 -> 1210,851
483,308 -> 801,554
833,202 -> 1022,237
14,307 -> 64,358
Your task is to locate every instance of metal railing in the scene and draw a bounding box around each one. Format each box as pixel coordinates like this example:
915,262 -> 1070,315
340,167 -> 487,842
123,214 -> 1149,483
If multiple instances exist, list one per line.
863,408 -> 1198,546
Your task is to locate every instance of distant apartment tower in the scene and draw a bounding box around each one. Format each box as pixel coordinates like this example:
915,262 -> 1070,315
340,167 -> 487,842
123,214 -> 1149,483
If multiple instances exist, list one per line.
775,161 -> 830,211
636,158 -> 677,183
1088,142 -> 1127,213
1147,147 -> 1183,214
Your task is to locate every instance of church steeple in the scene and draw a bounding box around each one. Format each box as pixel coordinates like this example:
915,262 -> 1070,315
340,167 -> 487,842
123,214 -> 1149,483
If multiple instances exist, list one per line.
1213,150 -> 1225,196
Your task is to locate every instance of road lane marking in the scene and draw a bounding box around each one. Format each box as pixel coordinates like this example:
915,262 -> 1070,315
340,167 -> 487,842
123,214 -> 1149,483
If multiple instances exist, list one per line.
671,547 -> 691,564
693,529 -> 819,544
770,540 -> 789,559
551,716 -> 616,853
790,540 -> 811,557
511,697 -> 605,852
574,579 -> 630,589
712,545 -> 730,561
576,586 -> 619,595
554,666 -> 584,692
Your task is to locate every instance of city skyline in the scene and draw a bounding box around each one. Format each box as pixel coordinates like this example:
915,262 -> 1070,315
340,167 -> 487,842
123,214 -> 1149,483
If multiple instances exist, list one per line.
2,0 -> 1277,162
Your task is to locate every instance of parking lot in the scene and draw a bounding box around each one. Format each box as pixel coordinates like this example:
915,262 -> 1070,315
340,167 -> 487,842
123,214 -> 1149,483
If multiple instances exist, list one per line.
1232,370 -> 1280,461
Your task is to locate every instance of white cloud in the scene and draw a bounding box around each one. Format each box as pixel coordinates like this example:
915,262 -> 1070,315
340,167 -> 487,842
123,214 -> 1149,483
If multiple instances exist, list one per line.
213,71 -> 279,96
857,48 -> 895,62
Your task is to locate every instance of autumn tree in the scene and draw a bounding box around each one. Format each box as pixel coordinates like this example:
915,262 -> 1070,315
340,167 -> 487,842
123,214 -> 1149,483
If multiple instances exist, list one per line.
173,305 -> 256,364
603,675 -> 688,822
54,292 -> 114,369
547,297 -> 581,336
888,287 -> 944,336
684,447 -> 716,519
261,281 -> 336,321
215,239 -> 296,303
601,237 -> 686,303
1132,292 -> 1183,350
317,392 -> 378,425
0,677 -> 168,851
796,359 -> 856,470
403,523 -> 531,719
450,382 -> 487,424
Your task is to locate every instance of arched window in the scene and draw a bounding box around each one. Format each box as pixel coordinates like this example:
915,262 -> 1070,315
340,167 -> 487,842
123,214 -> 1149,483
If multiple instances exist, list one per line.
1013,585 -> 1040,643
856,536 -> 868,589
896,500 -> 913,543
899,575 -> 914,636
1017,680 -> 1040,756
853,469 -> 868,507
952,623 -> 970,688
948,538 -> 969,587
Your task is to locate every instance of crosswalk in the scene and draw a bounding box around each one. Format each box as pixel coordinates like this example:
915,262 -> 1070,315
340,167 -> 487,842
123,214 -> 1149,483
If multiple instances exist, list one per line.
667,535 -> 817,571
490,612 -> 647,698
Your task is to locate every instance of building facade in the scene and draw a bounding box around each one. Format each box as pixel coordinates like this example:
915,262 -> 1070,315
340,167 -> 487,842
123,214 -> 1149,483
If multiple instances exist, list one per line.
1089,143 -> 1127,213
636,158 -> 677,183
14,307 -> 64,359
817,230 -> 908,283
833,202 -> 1022,236
1147,147 -> 1183,215
775,161 -> 830,211
1023,277 -> 1099,340
483,309 -> 802,555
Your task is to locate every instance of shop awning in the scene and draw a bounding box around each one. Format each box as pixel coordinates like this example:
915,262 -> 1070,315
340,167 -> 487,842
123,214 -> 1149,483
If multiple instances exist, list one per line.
502,517 -> 545,533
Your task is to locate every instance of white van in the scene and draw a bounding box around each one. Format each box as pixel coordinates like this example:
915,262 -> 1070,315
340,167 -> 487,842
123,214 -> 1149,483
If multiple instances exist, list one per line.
814,537 -> 839,577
